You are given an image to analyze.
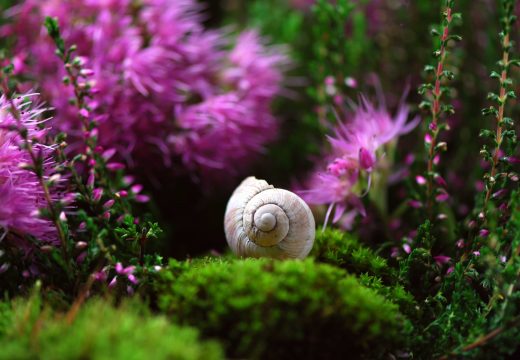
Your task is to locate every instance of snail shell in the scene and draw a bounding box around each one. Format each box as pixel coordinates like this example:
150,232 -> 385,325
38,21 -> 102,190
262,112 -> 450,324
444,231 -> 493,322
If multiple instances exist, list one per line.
224,177 -> 315,259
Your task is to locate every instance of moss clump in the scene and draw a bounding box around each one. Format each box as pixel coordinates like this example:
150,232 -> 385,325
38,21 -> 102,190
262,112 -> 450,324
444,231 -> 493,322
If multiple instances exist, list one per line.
0,296 -> 223,360
156,258 -> 409,359
311,228 -> 396,282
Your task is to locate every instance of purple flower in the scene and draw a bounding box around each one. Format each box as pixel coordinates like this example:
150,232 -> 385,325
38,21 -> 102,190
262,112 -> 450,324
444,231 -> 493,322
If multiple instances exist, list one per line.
5,0 -> 287,183
416,175 -> 427,185
300,87 -> 418,229
115,262 -> 138,285
434,255 -> 451,265
0,94 -> 58,248
171,93 -> 277,180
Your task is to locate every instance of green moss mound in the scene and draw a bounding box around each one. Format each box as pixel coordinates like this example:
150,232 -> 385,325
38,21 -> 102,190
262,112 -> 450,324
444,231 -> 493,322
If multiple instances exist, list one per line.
156,258 -> 409,359
311,228 -> 396,281
0,296 -> 223,360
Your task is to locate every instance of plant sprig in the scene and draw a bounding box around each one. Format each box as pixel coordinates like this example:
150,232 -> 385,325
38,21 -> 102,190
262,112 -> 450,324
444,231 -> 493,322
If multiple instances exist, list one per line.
418,0 -> 461,218
480,0 -> 518,216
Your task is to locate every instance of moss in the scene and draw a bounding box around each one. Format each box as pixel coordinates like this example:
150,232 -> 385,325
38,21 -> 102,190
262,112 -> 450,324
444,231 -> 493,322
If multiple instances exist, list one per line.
0,296 -> 223,360
0,300 -> 11,338
156,258 -> 409,359
311,228 -> 396,282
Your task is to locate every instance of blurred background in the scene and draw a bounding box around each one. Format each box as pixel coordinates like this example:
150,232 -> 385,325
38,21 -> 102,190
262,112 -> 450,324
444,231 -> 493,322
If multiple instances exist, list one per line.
1,0 -> 518,258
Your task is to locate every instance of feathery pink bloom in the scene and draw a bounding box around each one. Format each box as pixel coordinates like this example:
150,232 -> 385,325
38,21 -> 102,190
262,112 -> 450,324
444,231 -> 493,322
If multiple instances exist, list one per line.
0,94 -> 58,247
300,88 -> 418,229
4,0 -> 287,183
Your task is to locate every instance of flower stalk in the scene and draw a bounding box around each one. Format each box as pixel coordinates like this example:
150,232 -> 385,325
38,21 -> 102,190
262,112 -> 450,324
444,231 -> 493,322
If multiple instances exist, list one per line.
418,0 -> 460,218
481,0 -> 518,213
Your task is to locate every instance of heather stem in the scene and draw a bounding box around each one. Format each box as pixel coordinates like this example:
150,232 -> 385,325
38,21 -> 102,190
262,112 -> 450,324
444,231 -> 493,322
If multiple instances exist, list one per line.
483,33 -> 510,211
425,3 -> 454,217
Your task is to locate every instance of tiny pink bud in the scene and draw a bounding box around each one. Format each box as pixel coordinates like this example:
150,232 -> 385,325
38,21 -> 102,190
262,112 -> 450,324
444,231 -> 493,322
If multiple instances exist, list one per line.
324,76 -> 335,86
434,255 -> 451,265
92,188 -> 103,202
479,229 -> 489,238
127,274 -> 138,284
434,175 -> 447,188
80,68 -> 94,76
102,211 -> 111,220
79,108 -> 89,118
87,172 -> 95,188
108,276 -> 117,288
435,192 -> 449,202
408,200 -> 423,209
93,271 -> 107,282
106,162 -> 125,171
344,76 -> 357,88
135,194 -> 150,203
103,199 -> 115,209
123,176 -> 135,185
359,147 -> 375,171
505,156 -> 520,164
0,263 -> 10,274
102,148 -> 116,160
402,244 -> 412,254
59,212 -> 67,221
492,189 -> 507,199
415,175 -> 427,185
76,251 -> 87,264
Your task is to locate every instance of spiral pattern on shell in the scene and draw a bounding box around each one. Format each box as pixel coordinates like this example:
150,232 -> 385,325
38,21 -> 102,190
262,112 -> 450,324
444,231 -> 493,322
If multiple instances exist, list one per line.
224,177 -> 315,259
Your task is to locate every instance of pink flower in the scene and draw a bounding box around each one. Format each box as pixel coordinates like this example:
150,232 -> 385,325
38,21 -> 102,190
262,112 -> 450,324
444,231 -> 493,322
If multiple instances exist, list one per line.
299,86 -> 418,229
172,93 -> 278,180
416,175 -> 427,185
434,255 -> 451,265
0,94 -> 59,248
115,262 -> 138,285
5,1 -> 287,184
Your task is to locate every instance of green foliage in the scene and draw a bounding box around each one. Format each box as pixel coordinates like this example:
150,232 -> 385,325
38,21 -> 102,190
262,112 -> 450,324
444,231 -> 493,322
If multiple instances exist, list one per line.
478,0 -> 518,218
0,295 -> 223,360
358,274 -> 417,319
409,263 -> 485,358
312,228 -> 396,282
245,0 -> 305,54
0,299 -> 11,337
156,258 -> 409,360
399,247 -> 439,300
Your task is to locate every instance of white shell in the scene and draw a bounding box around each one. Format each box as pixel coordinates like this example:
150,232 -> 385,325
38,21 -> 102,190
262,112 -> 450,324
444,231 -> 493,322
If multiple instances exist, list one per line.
224,176 -> 315,259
